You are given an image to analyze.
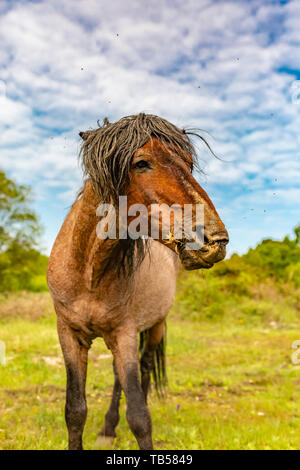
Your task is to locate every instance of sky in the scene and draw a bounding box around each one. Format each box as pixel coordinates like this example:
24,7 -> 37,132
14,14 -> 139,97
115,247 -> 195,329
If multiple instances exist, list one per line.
0,0 -> 300,255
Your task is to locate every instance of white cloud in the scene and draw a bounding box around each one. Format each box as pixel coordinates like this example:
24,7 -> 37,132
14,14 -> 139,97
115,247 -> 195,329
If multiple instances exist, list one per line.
0,0 -> 300,253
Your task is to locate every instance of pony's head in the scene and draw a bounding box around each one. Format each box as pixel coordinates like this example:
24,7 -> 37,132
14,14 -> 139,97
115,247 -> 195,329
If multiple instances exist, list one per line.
79,113 -> 228,271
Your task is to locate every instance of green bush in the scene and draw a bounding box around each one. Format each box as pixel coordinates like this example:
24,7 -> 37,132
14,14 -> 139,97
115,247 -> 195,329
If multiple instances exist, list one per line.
242,229 -> 300,279
0,169 -> 48,292
286,261 -> 300,287
174,225 -> 300,323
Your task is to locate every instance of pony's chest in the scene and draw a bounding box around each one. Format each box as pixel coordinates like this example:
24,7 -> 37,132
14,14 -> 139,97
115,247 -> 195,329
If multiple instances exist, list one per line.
130,246 -> 179,331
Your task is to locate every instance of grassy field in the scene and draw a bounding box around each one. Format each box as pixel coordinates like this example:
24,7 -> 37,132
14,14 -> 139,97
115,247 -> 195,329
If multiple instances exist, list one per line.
1,282 -> 300,450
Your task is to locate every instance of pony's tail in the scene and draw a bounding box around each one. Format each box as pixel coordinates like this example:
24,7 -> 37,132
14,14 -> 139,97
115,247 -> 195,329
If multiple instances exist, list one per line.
139,325 -> 167,397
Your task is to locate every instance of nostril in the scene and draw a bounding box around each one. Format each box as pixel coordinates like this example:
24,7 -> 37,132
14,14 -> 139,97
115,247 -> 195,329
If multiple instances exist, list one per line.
217,238 -> 229,246
214,230 -> 229,244
204,231 -> 229,245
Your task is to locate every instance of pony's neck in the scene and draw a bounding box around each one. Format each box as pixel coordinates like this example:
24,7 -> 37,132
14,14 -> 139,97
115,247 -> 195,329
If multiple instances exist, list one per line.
71,181 -> 121,289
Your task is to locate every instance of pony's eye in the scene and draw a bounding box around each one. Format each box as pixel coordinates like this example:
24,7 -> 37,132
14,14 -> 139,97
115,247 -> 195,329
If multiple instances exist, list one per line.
134,160 -> 151,170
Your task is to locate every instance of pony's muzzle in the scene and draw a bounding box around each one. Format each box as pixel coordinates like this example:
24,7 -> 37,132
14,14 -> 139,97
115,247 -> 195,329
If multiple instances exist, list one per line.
179,229 -> 229,270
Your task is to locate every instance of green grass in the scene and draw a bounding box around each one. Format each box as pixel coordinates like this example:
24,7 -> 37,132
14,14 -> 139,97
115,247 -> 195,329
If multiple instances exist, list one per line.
1,288 -> 300,450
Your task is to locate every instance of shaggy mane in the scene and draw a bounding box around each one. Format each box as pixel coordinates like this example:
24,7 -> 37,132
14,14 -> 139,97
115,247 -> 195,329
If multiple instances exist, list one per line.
78,113 -> 213,278
79,113 -> 214,203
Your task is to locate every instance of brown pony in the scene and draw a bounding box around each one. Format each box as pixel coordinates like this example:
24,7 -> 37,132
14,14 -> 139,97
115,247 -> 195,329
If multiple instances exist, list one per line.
47,113 -> 228,450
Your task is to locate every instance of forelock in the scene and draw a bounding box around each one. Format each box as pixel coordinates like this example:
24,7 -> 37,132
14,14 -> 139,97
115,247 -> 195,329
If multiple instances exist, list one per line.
79,113 -> 197,203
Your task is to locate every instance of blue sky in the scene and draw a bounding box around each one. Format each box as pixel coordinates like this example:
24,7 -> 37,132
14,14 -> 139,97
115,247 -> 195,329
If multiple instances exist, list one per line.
0,0 -> 300,255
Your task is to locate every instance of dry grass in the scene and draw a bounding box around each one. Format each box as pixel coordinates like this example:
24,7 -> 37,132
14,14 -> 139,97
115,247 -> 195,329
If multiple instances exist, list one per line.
1,288 -> 300,449
0,292 -> 54,321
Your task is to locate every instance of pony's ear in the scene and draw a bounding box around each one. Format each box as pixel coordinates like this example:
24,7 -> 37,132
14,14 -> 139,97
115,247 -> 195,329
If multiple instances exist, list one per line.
79,131 -> 90,140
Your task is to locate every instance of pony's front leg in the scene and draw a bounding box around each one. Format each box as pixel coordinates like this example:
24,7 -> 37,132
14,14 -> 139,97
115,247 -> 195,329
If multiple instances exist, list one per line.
57,317 -> 89,450
106,321 -> 153,450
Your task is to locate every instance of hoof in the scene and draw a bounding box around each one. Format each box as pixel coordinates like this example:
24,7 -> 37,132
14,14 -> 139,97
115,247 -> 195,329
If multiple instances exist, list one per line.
94,435 -> 115,450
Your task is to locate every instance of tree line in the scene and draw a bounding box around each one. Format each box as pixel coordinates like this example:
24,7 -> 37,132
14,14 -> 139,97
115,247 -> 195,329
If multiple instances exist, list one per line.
0,168 -> 299,292
0,169 -> 47,291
